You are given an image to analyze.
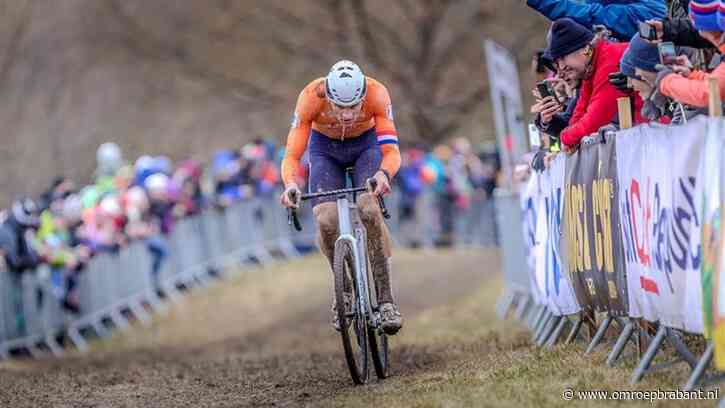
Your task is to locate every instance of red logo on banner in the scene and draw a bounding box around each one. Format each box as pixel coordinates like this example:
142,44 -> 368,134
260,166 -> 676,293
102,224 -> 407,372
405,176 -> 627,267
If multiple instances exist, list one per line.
640,276 -> 659,294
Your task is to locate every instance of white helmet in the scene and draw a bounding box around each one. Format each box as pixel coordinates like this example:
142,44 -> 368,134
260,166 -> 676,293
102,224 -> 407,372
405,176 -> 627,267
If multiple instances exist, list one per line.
97,142 -> 123,175
325,60 -> 366,107
144,173 -> 169,193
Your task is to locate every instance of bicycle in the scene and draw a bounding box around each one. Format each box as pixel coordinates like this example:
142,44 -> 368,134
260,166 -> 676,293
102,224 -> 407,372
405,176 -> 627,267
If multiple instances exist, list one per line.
287,173 -> 391,385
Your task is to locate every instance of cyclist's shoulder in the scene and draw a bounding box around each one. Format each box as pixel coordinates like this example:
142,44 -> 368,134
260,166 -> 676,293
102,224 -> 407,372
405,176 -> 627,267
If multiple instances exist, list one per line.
296,78 -> 327,117
364,77 -> 392,110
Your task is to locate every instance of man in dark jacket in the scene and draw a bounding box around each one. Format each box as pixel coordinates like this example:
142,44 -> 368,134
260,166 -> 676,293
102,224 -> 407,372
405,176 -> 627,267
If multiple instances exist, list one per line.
0,198 -> 42,337
548,18 -> 647,148
527,0 -> 667,41
0,198 -> 41,273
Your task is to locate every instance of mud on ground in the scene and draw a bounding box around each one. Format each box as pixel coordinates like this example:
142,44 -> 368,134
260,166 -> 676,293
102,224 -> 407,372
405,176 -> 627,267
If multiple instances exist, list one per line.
0,249 -> 501,408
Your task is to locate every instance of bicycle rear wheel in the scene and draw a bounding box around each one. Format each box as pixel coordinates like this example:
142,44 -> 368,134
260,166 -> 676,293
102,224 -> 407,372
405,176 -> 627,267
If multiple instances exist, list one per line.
334,240 -> 369,384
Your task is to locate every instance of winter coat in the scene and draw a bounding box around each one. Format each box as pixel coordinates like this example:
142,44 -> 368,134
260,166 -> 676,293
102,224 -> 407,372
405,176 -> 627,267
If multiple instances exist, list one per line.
526,0 -> 667,41
659,44 -> 725,108
0,216 -> 41,273
561,40 -> 646,147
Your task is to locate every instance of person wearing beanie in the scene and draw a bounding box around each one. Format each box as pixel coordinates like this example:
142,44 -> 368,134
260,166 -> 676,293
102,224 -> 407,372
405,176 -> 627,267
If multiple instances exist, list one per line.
658,0 -> 725,107
620,34 -> 662,97
527,0 -> 666,42
548,18 -> 646,148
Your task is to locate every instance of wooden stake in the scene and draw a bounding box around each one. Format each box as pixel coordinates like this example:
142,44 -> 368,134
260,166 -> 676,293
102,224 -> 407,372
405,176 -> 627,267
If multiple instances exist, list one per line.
617,97 -> 632,129
708,76 -> 722,118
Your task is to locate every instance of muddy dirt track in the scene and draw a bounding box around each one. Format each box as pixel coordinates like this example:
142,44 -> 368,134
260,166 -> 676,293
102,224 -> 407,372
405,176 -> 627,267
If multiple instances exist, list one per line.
0,249 -> 499,407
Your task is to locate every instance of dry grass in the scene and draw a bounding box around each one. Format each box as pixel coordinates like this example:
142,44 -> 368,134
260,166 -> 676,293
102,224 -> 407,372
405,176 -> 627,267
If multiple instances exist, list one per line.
325,274 -> 719,408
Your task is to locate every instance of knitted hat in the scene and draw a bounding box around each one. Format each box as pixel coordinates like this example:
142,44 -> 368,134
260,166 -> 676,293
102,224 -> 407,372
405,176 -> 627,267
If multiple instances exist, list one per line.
620,33 -> 661,77
547,18 -> 595,61
690,0 -> 723,31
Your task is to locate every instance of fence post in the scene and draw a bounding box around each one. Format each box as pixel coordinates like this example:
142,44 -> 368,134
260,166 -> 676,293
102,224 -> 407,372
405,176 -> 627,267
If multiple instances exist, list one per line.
617,97 -> 633,130
708,77 -> 722,118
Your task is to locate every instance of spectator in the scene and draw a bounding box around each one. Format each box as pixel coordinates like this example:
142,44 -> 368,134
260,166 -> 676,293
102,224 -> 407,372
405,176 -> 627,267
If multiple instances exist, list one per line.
0,198 -> 42,273
170,160 -> 205,217
526,0 -> 667,41
39,176 -> 75,212
144,173 -> 174,296
547,18 -> 646,148
657,0 -> 725,107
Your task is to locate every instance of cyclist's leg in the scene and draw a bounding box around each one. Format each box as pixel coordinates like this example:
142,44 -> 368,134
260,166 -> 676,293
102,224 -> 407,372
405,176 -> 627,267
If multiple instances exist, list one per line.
308,130 -> 351,290
352,140 -> 396,306
309,162 -> 345,266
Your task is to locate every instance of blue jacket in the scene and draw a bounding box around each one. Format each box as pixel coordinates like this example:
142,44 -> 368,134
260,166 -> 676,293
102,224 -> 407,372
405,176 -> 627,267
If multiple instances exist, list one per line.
527,0 -> 667,41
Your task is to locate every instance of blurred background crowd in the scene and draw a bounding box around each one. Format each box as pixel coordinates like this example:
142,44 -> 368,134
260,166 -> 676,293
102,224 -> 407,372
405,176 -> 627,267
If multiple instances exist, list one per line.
0,139 -> 501,317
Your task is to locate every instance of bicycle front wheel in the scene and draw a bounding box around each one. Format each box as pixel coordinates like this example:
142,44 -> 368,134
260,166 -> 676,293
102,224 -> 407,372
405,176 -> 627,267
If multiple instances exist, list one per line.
334,240 -> 369,385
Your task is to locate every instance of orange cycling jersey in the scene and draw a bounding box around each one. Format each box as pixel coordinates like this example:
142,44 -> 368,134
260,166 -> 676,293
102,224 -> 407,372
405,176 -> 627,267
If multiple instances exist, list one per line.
281,77 -> 401,186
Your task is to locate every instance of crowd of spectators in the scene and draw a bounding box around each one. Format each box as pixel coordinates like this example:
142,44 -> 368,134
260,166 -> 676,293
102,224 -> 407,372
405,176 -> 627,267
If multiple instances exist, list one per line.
0,136 -> 500,322
524,0 -> 725,174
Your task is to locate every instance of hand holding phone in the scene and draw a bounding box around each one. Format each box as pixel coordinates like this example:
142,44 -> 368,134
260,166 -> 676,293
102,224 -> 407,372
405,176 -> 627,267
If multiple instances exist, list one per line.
536,81 -> 558,102
638,21 -> 657,41
657,42 -> 676,65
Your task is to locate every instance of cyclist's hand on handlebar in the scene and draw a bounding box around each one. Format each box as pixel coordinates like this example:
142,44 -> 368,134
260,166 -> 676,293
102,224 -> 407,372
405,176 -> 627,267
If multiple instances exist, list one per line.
280,183 -> 301,209
368,171 -> 391,197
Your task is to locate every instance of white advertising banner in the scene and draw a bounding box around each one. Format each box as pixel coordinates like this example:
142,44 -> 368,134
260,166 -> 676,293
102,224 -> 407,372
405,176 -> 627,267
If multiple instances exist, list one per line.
522,172 -> 546,305
542,155 -> 581,315
520,155 -> 580,315
616,120 -> 705,333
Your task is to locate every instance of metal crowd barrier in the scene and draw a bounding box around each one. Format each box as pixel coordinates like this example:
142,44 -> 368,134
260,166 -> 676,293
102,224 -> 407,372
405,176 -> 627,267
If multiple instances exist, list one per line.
0,188 -> 497,359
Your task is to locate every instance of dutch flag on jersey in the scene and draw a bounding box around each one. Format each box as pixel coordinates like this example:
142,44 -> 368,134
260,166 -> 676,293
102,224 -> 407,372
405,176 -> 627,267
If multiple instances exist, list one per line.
376,131 -> 398,146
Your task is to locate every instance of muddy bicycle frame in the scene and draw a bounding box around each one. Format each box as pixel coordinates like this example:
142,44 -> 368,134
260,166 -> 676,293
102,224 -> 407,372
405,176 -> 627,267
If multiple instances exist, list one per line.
289,183 -> 389,323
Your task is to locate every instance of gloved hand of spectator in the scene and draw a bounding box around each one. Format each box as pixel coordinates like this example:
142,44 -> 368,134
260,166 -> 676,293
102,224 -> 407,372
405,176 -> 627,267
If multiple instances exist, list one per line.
530,150 -> 547,173
539,96 -> 562,126
608,71 -> 631,92
597,124 -> 618,143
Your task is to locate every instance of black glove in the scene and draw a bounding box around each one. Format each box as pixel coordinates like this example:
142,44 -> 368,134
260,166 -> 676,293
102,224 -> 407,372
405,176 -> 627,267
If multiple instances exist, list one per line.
531,150 -> 547,173
608,71 -> 631,92
597,124 -> 618,143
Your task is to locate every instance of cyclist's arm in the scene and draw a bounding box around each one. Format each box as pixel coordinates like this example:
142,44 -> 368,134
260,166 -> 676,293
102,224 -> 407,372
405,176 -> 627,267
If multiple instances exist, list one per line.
281,88 -> 317,186
370,83 -> 401,178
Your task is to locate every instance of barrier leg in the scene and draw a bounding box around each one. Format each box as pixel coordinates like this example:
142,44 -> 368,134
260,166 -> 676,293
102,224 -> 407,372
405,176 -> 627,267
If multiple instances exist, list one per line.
513,294 -> 530,321
44,334 -> 64,357
545,317 -> 569,348
92,318 -> 110,338
585,315 -> 612,355
684,342 -> 714,391
495,290 -> 515,319
630,325 -> 667,384
565,316 -> 583,344
667,329 -> 698,369
127,299 -> 152,326
531,308 -> 548,339
534,311 -> 553,344
67,326 -> 89,353
538,315 -> 561,346
525,304 -> 542,330
606,320 -> 635,367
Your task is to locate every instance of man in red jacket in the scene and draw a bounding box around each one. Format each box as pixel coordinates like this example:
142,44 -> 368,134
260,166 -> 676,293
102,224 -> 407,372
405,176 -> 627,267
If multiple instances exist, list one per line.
547,18 -> 645,148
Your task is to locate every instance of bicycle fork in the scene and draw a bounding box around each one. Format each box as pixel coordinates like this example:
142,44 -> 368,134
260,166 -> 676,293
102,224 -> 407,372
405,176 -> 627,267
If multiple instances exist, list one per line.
335,196 -> 374,325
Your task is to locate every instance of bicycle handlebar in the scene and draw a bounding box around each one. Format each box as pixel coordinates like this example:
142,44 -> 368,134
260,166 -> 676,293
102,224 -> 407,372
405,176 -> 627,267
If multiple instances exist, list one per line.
287,178 -> 390,232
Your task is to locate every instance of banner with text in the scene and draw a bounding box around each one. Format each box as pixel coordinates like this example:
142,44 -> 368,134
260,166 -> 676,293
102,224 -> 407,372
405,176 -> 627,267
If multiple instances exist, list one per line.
616,121 -> 704,333
542,155 -> 581,315
563,134 -> 628,315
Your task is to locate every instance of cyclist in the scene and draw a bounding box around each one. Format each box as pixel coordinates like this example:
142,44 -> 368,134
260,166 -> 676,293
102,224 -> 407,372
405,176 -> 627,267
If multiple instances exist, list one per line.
279,60 -> 402,335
